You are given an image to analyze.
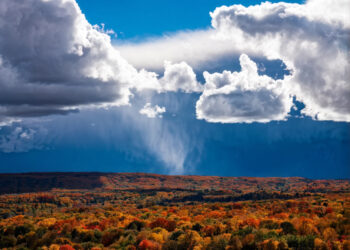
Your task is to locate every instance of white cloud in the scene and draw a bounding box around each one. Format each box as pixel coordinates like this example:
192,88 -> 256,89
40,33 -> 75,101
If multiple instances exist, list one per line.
160,61 -> 203,93
1,0 -> 348,125
132,61 -> 203,93
118,0 -> 350,123
0,0 -> 138,118
117,30 -> 242,71
0,0 -> 201,123
196,54 -> 293,123
210,0 -> 350,122
139,103 -> 166,118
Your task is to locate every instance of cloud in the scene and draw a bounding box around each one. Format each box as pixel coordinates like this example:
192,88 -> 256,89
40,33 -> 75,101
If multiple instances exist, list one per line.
1,0 -> 349,126
139,103 -> 166,118
210,0 -> 350,121
160,61 -> 203,93
117,30 -> 242,71
118,0 -> 350,123
0,0 -> 137,119
0,126 -> 46,153
196,54 -> 293,123
132,61 -> 202,93
114,97 -> 193,174
0,0 -> 202,123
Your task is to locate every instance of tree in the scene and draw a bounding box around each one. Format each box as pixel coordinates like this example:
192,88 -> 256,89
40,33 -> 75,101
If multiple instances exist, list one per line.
314,238 -> 328,250
59,245 -> 75,250
127,220 -> 145,231
280,222 -> 296,235
138,239 -> 159,250
322,227 -> 337,242
0,235 -> 17,248
227,235 -> 243,250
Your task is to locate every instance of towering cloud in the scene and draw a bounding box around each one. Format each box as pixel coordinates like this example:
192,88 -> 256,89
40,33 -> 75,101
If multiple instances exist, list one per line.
0,0 -> 349,125
196,54 -> 293,123
118,0 -> 350,123
0,0 -> 201,123
210,0 -> 350,121
0,0 -> 137,118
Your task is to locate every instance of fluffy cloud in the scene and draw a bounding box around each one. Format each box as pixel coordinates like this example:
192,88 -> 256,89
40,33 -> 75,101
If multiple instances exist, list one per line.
119,0 -> 350,123
160,61 -> 202,93
132,61 -> 202,93
0,0 -> 137,119
210,0 -> 350,121
1,0 -> 348,125
0,0 -> 201,123
196,54 -> 293,123
139,103 -> 166,118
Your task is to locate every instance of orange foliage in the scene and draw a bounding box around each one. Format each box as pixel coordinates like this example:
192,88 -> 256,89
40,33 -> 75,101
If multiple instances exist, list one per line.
59,245 -> 74,250
139,239 -> 159,250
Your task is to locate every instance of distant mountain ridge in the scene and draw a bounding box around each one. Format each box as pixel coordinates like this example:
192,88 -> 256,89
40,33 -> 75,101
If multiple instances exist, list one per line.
0,172 -> 349,195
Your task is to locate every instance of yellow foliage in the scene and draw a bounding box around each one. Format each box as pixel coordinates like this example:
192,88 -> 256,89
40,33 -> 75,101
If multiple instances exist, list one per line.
314,238 -> 327,250
222,233 -> 231,241
49,244 -> 60,250
323,227 -> 338,242
203,236 -> 211,246
178,230 -> 203,248
193,245 -> 202,250
38,218 -> 57,227
150,232 -> 164,243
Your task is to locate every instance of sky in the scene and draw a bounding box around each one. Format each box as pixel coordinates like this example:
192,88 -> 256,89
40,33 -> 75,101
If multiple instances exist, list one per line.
0,0 -> 349,178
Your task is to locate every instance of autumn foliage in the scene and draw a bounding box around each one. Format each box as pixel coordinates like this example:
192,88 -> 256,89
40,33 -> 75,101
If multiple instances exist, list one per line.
0,173 -> 349,249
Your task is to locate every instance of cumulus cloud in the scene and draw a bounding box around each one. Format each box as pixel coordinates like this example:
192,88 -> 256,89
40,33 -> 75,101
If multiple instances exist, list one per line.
160,61 -> 203,93
0,0 -> 201,123
210,0 -> 350,121
1,0 -> 349,126
139,103 -> 166,118
196,54 -> 293,123
118,0 -> 350,123
0,0 -> 138,119
132,61 -> 202,93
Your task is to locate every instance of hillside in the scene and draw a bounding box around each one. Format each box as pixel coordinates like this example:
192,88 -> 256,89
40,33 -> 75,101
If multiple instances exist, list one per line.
0,172 -> 349,194
0,173 -> 350,249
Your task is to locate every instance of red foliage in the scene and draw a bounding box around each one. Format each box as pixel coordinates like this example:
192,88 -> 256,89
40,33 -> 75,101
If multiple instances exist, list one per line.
326,207 -> 333,214
59,245 -> 74,250
149,218 -> 176,232
139,239 -> 158,250
202,225 -> 215,236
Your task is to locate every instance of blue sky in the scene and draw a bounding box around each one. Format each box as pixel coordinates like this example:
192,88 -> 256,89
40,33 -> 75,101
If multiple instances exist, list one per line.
0,0 -> 349,178
76,0 -> 305,39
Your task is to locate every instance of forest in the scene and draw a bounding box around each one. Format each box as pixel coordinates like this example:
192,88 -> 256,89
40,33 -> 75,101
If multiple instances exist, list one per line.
0,173 -> 349,250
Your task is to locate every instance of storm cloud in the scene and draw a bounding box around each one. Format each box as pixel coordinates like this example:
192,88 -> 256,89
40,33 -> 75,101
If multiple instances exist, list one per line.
0,0 -> 201,122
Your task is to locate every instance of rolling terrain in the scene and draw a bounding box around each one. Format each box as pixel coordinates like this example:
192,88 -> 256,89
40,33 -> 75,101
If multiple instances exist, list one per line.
0,172 -> 349,195
0,173 -> 349,249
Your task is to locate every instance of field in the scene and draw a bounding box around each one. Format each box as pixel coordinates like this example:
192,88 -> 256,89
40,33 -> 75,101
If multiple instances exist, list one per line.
0,173 -> 349,249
